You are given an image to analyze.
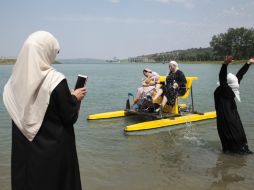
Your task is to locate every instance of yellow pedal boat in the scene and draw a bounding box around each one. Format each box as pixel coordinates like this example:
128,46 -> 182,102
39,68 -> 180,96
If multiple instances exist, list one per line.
87,76 -> 216,132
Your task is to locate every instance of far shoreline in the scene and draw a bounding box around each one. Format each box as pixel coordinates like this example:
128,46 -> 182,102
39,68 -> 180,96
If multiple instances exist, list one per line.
0,59 -> 63,65
0,59 -> 247,65
0,59 -> 16,65
119,59 -> 246,64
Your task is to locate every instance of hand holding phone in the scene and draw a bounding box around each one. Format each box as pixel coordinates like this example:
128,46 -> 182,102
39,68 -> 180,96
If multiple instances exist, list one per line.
75,74 -> 88,90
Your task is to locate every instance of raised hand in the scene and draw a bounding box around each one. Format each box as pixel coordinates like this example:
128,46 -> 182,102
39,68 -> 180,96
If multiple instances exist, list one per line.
247,57 -> 254,64
224,55 -> 234,64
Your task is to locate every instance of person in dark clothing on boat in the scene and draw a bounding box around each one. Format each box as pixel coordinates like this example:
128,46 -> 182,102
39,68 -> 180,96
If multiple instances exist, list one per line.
153,61 -> 187,113
214,55 -> 254,154
3,31 -> 86,190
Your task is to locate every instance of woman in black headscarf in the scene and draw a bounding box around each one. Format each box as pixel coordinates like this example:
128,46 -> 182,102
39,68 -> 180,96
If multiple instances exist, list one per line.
214,56 -> 253,154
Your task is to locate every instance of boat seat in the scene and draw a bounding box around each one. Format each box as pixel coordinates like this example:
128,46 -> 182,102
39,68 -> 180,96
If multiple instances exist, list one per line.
159,76 -> 199,114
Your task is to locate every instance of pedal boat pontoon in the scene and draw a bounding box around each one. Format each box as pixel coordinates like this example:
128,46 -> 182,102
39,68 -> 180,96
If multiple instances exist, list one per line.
87,76 -> 216,132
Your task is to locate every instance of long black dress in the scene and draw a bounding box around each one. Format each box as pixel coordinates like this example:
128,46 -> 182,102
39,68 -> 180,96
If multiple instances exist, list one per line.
214,63 -> 252,154
164,70 -> 187,105
11,79 -> 82,190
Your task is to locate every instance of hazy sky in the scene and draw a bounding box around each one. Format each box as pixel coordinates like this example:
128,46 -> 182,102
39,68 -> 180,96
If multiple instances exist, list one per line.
1,0 -> 254,59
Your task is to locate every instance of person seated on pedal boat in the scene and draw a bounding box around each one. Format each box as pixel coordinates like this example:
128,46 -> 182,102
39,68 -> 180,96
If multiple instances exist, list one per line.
153,61 -> 187,113
134,68 -> 160,104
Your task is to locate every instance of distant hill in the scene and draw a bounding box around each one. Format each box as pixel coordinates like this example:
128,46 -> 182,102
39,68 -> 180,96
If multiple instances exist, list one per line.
0,58 -> 16,64
60,58 -> 106,64
0,59 -> 63,65
0,58 -> 112,65
128,47 -> 219,63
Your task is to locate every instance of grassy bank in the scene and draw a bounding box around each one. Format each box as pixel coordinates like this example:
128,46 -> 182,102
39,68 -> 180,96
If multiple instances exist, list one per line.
0,59 -> 16,64
178,60 -> 246,64
0,59 -> 62,65
121,60 -> 247,64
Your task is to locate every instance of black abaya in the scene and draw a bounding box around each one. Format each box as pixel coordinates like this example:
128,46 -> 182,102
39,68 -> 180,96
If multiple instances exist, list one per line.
11,79 -> 82,190
163,70 -> 187,106
214,63 -> 252,154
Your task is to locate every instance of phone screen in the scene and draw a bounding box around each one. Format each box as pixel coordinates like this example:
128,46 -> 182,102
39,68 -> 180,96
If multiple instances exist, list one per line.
75,75 -> 88,89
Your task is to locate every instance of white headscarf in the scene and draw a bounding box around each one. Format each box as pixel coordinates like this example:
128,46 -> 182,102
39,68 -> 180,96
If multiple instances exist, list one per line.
151,71 -> 160,81
165,61 -> 179,85
169,60 -> 179,70
3,31 -> 65,141
227,73 -> 240,102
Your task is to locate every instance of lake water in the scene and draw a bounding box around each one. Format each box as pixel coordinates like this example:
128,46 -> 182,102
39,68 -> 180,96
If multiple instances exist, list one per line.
0,62 -> 254,190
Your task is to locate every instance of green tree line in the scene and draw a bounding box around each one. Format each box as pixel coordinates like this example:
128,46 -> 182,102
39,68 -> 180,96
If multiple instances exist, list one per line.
210,27 -> 254,60
130,27 -> 254,62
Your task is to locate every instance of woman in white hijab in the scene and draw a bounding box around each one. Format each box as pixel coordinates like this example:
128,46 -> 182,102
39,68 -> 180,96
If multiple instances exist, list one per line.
214,55 -> 254,154
3,31 -> 86,190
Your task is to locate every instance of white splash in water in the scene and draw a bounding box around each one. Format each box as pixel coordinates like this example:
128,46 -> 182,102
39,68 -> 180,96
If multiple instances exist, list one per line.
183,126 -> 206,146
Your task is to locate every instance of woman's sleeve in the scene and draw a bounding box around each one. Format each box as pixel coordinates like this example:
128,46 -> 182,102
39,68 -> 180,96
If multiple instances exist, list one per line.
178,71 -> 187,86
52,79 -> 79,125
236,63 -> 250,84
219,64 -> 228,86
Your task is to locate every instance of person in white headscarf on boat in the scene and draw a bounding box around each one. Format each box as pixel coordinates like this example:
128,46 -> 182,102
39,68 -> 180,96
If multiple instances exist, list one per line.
214,55 -> 254,154
134,68 -> 160,104
3,31 -> 86,190
153,61 -> 186,113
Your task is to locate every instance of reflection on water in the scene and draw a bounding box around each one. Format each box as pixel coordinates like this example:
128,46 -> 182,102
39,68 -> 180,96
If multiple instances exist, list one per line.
209,154 -> 246,190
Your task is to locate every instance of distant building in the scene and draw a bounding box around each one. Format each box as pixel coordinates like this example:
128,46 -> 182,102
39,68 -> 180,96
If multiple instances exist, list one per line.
106,57 -> 120,63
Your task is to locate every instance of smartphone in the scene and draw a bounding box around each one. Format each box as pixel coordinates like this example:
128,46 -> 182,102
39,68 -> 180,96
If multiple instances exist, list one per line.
75,74 -> 88,90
